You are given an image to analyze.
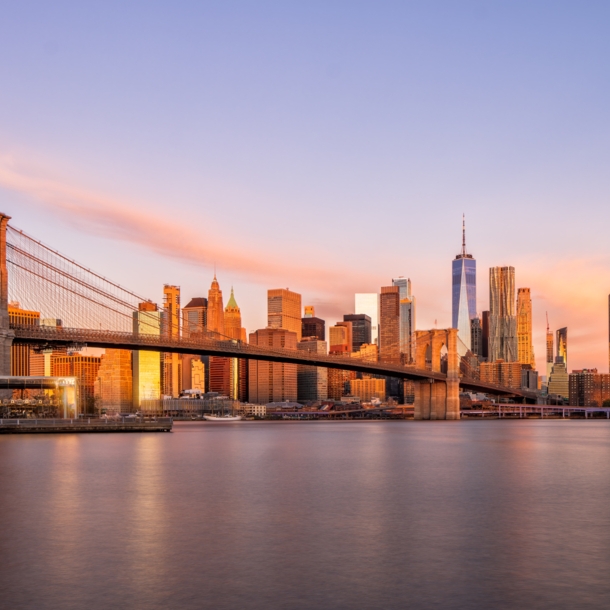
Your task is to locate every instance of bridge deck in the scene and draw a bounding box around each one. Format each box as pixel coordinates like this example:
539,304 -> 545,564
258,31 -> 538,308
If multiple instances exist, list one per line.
10,324 -> 537,399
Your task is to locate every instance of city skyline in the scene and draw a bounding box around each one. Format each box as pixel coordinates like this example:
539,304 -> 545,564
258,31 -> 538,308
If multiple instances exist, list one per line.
1,3 -> 609,372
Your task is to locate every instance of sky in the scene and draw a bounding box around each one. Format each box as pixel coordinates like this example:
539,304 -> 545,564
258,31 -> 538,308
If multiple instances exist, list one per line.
1,1 -> 609,372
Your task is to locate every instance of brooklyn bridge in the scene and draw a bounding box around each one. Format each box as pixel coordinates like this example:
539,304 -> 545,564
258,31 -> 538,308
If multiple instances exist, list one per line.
0,213 -> 538,420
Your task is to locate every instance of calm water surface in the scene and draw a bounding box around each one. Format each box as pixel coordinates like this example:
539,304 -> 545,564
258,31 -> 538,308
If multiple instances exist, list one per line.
1,421 -> 610,609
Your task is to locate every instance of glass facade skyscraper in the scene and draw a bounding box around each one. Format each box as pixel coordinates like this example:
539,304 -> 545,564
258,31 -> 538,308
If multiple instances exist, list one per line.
452,219 -> 477,354
557,327 -> 568,369
355,293 -> 378,345
392,277 -> 415,363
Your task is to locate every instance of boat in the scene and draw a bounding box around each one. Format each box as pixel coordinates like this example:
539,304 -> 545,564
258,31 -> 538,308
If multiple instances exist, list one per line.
203,414 -> 243,421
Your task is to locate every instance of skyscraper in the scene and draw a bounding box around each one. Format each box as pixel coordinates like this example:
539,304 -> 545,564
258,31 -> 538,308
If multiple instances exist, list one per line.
133,302 -> 162,406
329,323 -> 351,354
53,354 -> 101,413
297,338 -> 328,402
379,286 -> 400,364
355,293 -> 378,345
8,303 -> 40,376
343,314 -> 371,351
224,288 -> 246,343
163,285 -> 181,398
95,349 -> 133,412
481,311 -> 490,359
302,316 -> 325,341
182,297 -> 207,337
224,288 -> 247,401
268,288 -> 302,340
557,327 -> 568,369
207,276 -> 228,395
517,288 -> 535,368
392,278 -> 416,362
546,313 -> 554,380
452,217 -> 477,354
207,275 -> 225,337
249,328 -> 298,403
470,317 -> 482,357
488,266 -> 517,362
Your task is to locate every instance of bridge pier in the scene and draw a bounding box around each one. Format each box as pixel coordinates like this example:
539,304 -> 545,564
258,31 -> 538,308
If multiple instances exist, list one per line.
413,328 -> 460,420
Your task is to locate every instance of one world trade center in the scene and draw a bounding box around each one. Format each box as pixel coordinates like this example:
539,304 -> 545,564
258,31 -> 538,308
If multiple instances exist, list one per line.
452,216 -> 477,354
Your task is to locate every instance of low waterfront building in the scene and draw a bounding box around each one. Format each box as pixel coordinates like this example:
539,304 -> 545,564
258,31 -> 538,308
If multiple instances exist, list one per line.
569,369 -> 610,406
349,378 -> 386,402
241,403 -> 267,418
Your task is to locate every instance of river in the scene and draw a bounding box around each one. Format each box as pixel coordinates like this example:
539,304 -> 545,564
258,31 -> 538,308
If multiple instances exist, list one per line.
1,420 -> 609,609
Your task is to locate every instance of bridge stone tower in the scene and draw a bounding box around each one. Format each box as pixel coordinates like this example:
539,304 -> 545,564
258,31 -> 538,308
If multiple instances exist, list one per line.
413,328 -> 460,420
0,214 -> 15,377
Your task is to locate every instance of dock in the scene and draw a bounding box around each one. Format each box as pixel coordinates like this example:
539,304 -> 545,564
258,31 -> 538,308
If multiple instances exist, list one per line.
0,417 -> 173,434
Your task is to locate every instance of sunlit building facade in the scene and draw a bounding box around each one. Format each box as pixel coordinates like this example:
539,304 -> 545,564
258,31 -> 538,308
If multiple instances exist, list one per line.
207,275 -> 225,337
8,303 -> 40,376
489,266 -> 517,362
182,297 -> 207,337
53,354 -> 101,413
163,284 -> 181,398
517,288 -> 535,368
349,378 -> 386,402
132,302 -> 162,406
480,360 -> 522,390
224,288 -> 248,401
268,288 -> 302,340
181,354 -> 205,392
379,286 -> 400,364
95,349 -> 133,412
569,369 -> 610,407
392,278 -> 416,363
249,328 -> 298,403
327,365 -> 356,400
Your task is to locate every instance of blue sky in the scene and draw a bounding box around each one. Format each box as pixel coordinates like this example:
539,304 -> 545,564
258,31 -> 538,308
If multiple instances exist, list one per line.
1,1 -> 609,370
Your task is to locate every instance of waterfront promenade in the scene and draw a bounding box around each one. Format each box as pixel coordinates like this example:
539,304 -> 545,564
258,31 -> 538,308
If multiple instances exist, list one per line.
0,417 -> 173,433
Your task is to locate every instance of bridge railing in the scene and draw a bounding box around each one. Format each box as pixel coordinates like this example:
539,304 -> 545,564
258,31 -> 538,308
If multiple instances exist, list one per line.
11,323 -> 446,380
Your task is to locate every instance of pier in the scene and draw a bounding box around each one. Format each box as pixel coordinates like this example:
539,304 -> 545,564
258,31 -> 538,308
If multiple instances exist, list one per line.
0,417 -> 173,434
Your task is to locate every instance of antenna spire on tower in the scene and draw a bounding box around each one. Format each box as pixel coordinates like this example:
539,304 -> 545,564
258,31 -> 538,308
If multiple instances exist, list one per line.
546,311 -> 549,333
462,213 -> 466,256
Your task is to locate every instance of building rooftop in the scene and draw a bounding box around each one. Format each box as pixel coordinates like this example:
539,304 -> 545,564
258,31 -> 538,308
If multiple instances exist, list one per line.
184,297 -> 207,308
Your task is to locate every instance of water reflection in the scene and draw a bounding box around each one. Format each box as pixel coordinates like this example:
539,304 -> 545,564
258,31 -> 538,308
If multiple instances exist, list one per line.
1,421 -> 610,609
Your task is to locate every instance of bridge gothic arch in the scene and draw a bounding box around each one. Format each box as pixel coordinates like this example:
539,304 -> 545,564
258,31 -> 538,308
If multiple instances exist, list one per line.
413,329 -> 460,420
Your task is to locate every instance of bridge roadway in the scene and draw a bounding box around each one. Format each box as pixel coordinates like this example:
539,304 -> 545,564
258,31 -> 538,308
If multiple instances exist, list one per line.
10,324 -> 538,400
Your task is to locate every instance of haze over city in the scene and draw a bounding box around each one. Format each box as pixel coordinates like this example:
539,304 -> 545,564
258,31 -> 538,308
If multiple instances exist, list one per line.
2,1 -> 609,372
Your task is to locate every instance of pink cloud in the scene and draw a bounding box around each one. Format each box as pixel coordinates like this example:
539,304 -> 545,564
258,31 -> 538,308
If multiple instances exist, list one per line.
0,158 -> 377,295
